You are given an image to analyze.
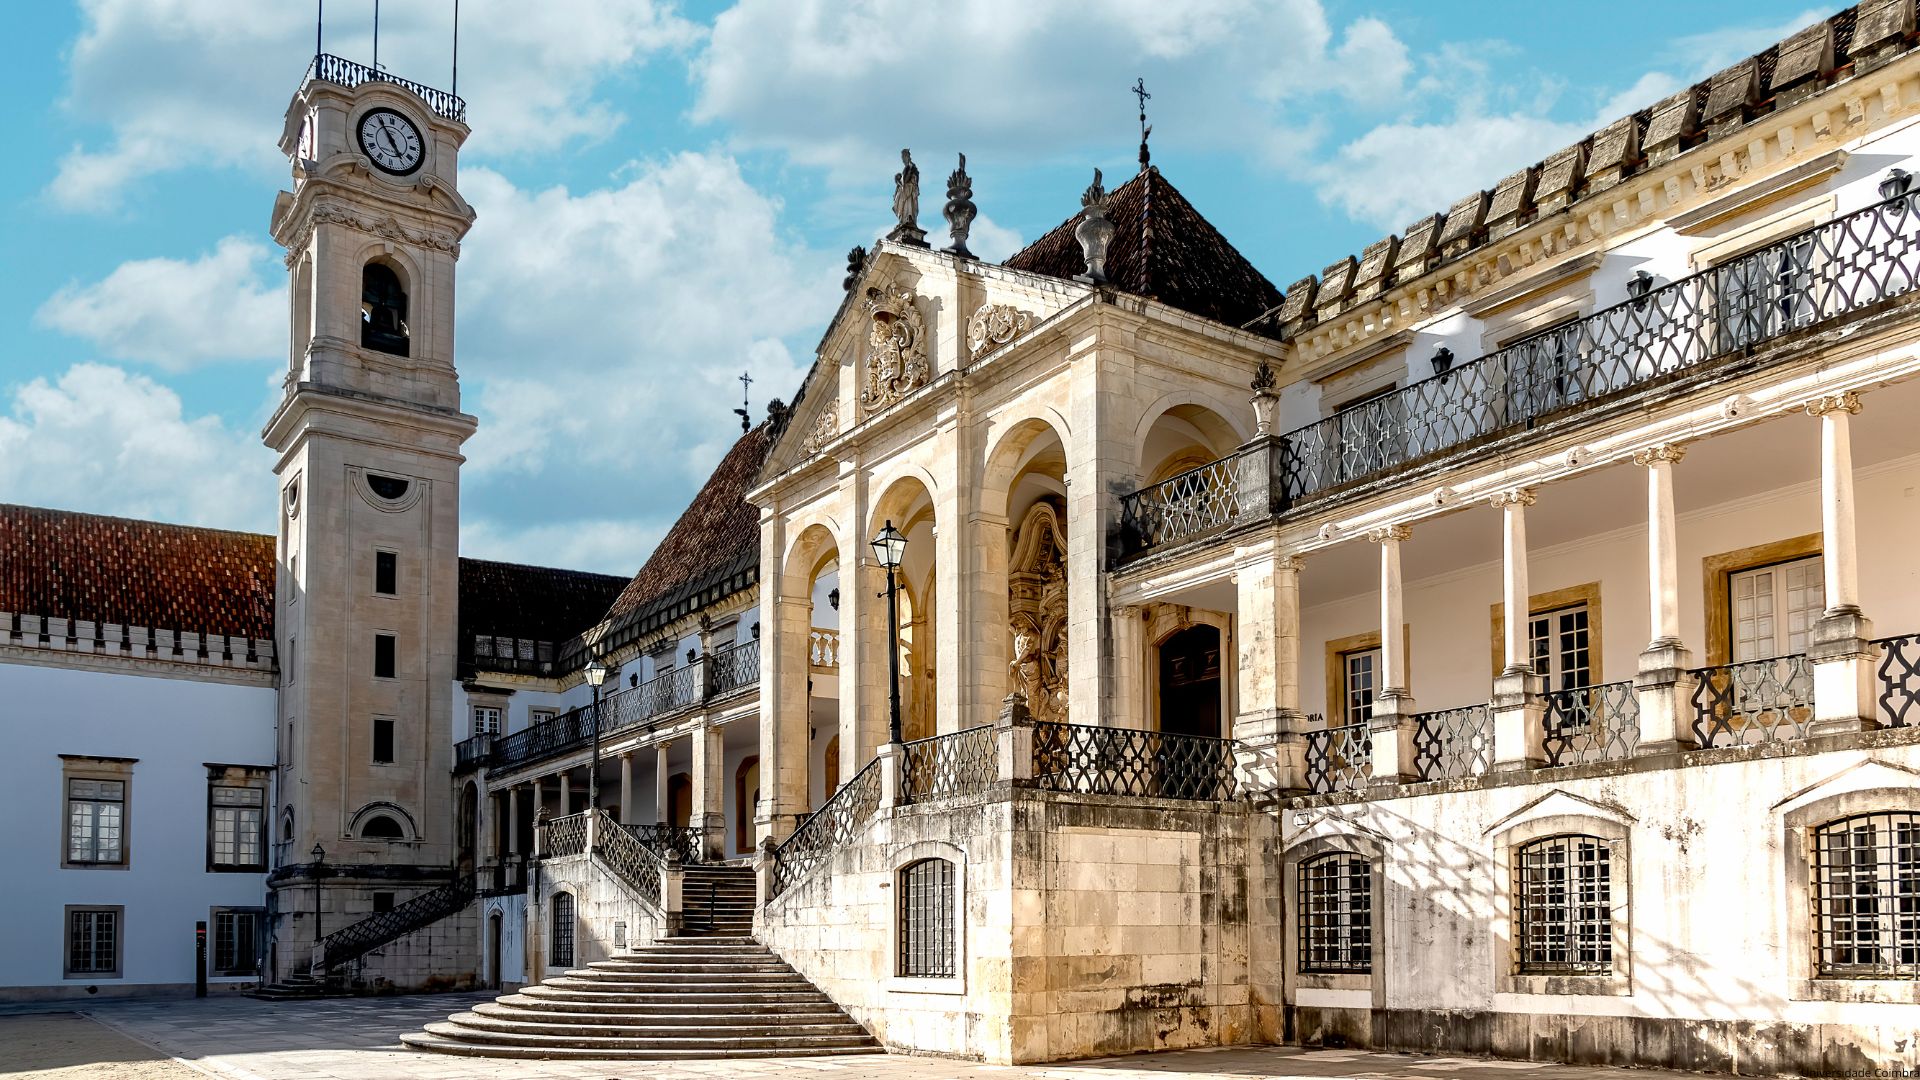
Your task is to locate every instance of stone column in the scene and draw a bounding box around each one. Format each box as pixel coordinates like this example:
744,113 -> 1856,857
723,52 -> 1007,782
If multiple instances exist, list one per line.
1490,490 -> 1545,771
1110,603 -> 1148,732
505,785 -> 520,856
558,771 -> 571,818
757,510 -> 810,845
967,507 -> 1013,732
1633,445 -> 1697,754
618,752 -> 633,826
838,465 -> 883,773
1063,338 -> 1129,727
692,721 -> 727,859
531,777 -> 544,826
933,414 -> 970,734
1232,544 -> 1307,795
654,743 -> 671,824
1807,392 -> 1877,733
1368,525 -> 1418,783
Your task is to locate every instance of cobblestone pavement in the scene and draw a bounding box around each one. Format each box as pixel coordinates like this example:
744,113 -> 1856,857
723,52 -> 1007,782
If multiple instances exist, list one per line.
35,993 -> 1672,1080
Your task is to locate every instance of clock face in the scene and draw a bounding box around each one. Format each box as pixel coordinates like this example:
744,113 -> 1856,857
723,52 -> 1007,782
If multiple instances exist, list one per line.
357,108 -> 423,176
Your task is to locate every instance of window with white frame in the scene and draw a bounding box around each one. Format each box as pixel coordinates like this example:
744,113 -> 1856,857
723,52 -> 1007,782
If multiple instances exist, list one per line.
1340,646 -> 1381,726
1731,555 -> 1824,662
897,858 -> 956,978
473,706 -> 501,737
66,906 -> 122,978
530,708 -> 556,727
211,907 -> 264,976
1514,834 -> 1613,975
1298,851 -> 1372,973
209,784 -> 266,871
1529,603 -> 1592,691
1813,811 -> 1920,978
67,777 -> 126,866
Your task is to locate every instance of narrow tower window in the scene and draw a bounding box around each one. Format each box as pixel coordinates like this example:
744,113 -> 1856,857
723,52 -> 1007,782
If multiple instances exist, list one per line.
375,551 -> 397,595
360,262 -> 410,357
374,634 -> 396,678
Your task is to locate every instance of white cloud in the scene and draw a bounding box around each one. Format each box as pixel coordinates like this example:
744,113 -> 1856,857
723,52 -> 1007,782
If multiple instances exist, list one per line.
0,363 -> 271,531
1663,9 -> 1830,79
36,237 -> 283,370
460,517 -> 666,577
51,0 -> 698,211
691,0 -> 1410,177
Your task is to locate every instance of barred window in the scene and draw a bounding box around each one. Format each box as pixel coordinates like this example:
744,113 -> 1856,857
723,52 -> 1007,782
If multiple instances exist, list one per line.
66,906 -> 121,978
551,891 -> 576,968
1514,835 -> 1612,974
1298,852 -> 1372,973
1814,812 -> 1920,978
209,785 -> 265,870
898,858 -> 956,978
211,908 -> 264,976
67,778 -> 126,865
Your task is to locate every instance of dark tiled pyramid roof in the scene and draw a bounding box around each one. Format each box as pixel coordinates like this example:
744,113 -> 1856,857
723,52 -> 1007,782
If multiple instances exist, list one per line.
0,503 -> 276,639
1004,166 -> 1283,334
458,557 -> 627,648
601,421 -> 775,633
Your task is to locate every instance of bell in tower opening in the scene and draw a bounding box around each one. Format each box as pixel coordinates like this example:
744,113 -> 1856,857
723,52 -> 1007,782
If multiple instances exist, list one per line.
361,260 -> 411,356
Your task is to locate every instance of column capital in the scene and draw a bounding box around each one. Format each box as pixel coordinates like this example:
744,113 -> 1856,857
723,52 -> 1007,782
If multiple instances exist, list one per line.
1632,443 -> 1686,467
1804,390 -> 1863,417
1487,487 -> 1537,509
1276,552 -> 1305,573
1366,523 -> 1412,544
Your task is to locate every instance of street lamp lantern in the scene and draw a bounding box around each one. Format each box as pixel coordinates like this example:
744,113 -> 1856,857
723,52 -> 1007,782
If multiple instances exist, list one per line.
584,658 -> 608,688
584,656 -> 608,816
310,843 -> 327,948
310,842 -> 326,864
871,520 -> 908,745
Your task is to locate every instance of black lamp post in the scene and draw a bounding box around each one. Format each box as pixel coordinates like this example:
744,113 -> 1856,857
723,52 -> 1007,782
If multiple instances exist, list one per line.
871,520 -> 908,745
310,842 -> 327,946
584,658 -> 608,814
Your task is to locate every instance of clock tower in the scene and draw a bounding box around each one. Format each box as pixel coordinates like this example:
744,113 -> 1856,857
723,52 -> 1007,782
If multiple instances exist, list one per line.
263,56 -> 477,980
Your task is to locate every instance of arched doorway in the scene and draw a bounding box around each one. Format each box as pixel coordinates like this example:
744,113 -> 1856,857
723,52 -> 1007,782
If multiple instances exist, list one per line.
457,782 -> 479,869
668,773 -> 693,829
1159,625 -> 1222,739
486,911 -> 503,989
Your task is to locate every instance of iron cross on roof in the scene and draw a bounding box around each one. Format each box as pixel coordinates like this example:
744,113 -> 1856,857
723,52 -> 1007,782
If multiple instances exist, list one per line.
1132,77 -> 1152,169
733,371 -> 753,433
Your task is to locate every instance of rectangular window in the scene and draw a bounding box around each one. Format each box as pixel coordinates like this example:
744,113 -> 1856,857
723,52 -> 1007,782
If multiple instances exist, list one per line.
65,906 -> 122,978
1341,647 -> 1381,726
472,707 -> 501,737
375,551 -> 397,595
373,718 -> 396,764
67,778 -> 126,866
374,634 -> 396,678
211,908 -> 263,976
1298,852 -> 1373,973
209,785 -> 266,871
1528,603 -> 1592,692
372,891 -> 395,913
898,858 -> 956,978
530,708 -> 556,727
1731,555 -> 1824,662
1514,835 -> 1613,975
1813,811 -> 1920,978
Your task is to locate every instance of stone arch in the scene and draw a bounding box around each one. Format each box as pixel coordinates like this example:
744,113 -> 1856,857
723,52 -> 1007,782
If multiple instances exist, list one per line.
869,473 -> 939,739
980,414 -> 1070,521
349,800 -> 418,841
1133,396 -> 1248,485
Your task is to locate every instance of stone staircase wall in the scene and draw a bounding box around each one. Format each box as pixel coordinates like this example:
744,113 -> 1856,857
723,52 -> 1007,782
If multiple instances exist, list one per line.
331,904 -> 483,993
532,850 -> 665,982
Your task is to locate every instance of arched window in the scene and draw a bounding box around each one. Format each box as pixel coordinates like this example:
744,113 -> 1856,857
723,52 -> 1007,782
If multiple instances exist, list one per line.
1813,811 -> 1920,978
1513,835 -> 1612,974
1298,851 -> 1371,973
550,891 -> 575,968
281,807 -> 295,844
897,858 -> 955,978
359,814 -> 405,841
361,262 -> 410,357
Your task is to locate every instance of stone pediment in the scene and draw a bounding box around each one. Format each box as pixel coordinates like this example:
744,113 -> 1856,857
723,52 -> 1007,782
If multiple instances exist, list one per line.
1771,757 -> 1920,815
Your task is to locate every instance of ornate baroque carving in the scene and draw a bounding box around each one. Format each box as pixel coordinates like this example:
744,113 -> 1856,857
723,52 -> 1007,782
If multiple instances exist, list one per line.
801,400 -> 840,456
965,303 -> 1032,359
1008,501 -> 1069,724
859,287 -> 929,414
282,198 -> 462,267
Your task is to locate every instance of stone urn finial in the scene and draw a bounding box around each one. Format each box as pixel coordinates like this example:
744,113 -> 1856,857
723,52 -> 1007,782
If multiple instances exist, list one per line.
943,152 -> 977,259
1074,168 -> 1114,284
1250,358 -> 1279,437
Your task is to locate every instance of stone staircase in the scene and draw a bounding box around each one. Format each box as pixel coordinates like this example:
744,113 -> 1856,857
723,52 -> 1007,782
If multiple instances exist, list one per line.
677,864 -> 755,935
402,936 -> 881,1060
252,970 -> 338,1000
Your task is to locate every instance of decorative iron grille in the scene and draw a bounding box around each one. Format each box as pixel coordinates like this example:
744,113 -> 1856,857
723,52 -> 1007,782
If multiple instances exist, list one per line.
625,822 -> 706,864
1411,704 -> 1491,781
1028,722 -> 1238,801
307,53 -> 467,122
1813,811 -> 1920,978
316,873 -> 474,971
709,638 -> 761,696
594,810 -> 665,910
897,858 -> 957,978
639,664 -> 700,716
1875,634 -> 1920,729
1542,681 -> 1641,766
1298,851 -> 1372,973
550,890 -> 575,968
494,648 -> 738,771
770,757 -> 883,897
900,726 -> 998,803
1303,720 -> 1371,795
1691,653 -> 1815,748
544,812 -> 589,858
1513,834 -> 1613,975
1120,191 -> 1920,556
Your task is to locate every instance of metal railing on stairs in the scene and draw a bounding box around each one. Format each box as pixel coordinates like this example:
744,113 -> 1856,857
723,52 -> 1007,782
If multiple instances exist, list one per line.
313,872 -> 475,973
769,757 -> 883,899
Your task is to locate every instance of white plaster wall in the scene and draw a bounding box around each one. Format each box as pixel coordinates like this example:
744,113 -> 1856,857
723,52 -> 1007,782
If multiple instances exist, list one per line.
0,662 -> 274,994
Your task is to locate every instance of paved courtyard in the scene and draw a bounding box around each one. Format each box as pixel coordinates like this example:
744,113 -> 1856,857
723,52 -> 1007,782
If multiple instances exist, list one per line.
5,993 -> 1684,1080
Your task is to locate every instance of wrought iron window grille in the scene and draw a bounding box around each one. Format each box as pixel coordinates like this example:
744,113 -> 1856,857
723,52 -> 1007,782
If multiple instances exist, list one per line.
1813,811 -> 1920,979
897,858 -> 957,978
1513,835 -> 1613,976
1298,851 -> 1373,974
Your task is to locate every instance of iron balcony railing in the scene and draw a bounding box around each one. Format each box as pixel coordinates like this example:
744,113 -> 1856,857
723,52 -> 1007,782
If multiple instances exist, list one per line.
1121,191 -> 1920,556
484,638 -> 762,773
544,811 -> 590,857
1303,717 -> 1370,795
306,53 -> 467,123
625,823 -> 707,864
899,725 -> 997,804
769,757 -> 883,898
1691,653 -> 1816,748
1542,681 -> 1641,766
1411,704 -> 1491,782
1029,721 -> 1239,801
453,733 -> 493,773
1874,633 -> 1920,728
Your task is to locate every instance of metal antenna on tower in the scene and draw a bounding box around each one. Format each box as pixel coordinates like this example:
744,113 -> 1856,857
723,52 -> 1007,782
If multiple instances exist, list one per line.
315,0 -> 324,58
373,0 -> 381,71
733,372 -> 754,433
452,0 -> 460,99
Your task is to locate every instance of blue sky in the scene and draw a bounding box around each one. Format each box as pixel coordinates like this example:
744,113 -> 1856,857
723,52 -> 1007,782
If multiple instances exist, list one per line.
0,0 -> 1829,575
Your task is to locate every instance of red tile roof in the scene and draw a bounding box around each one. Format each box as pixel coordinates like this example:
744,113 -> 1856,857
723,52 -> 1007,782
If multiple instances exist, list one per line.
458,557 -> 627,651
0,504 -> 276,640
1004,167 -> 1284,334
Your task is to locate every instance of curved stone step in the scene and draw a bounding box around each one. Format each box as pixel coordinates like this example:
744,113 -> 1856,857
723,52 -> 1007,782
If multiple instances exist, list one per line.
446,1011 -> 871,1039
418,1020 -> 877,1052
400,1031 -> 879,1060
474,1001 -> 852,1023
517,987 -> 833,1006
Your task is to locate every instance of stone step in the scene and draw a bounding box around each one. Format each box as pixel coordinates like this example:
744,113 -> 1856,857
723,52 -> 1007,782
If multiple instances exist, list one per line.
555,970 -> 811,986
399,1031 -> 879,1060
446,1011 -> 871,1040
482,997 -> 840,1018
518,987 -> 834,1006
417,1020 -> 878,1052
585,960 -> 792,974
